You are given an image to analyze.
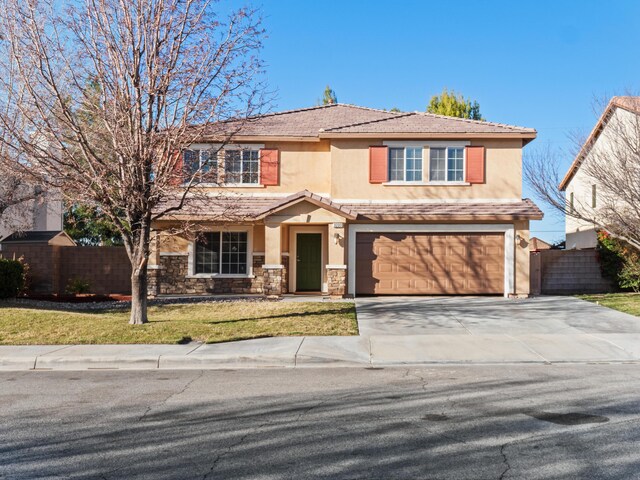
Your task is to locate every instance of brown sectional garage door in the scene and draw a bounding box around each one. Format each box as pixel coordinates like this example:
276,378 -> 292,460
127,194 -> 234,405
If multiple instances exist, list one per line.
356,232 -> 504,295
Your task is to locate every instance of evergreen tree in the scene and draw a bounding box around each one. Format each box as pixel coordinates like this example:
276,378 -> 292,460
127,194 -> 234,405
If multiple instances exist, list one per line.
427,88 -> 484,120
321,85 -> 337,105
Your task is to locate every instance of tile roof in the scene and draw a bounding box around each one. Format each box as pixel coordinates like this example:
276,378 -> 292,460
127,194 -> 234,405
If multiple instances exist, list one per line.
157,194 -> 543,221
253,190 -> 357,220
199,104 -> 536,139
341,198 -> 543,220
560,96 -> 640,190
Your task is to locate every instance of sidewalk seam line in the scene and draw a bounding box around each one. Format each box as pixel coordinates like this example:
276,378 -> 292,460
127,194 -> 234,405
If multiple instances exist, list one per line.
33,345 -> 73,370
185,343 -> 204,355
442,306 -> 474,336
583,332 -> 634,357
294,337 -> 306,367
506,334 -> 550,364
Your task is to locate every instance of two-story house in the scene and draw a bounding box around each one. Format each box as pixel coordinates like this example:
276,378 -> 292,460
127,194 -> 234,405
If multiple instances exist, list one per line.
147,104 -> 542,298
560,96 -> 640,249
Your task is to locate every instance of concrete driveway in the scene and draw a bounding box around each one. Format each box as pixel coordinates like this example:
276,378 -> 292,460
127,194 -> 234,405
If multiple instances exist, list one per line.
355,296 -> 640,364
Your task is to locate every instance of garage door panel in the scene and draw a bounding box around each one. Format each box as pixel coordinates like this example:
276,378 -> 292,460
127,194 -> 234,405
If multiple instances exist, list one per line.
356,232 -> 504,295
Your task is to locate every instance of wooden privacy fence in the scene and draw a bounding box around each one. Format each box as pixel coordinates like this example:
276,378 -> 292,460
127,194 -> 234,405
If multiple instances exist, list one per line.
1,244 -> 131,294
530,249 -> 615,295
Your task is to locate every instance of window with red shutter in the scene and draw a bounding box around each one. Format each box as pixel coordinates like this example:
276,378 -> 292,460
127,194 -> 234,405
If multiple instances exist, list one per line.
369,146 -> 388,183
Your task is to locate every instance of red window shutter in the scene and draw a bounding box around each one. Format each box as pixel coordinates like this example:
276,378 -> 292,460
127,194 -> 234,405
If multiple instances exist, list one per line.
369,146 -> 388,183
169,150 -> 183,186
260,149 -> 279,186
465,146 -> 485,184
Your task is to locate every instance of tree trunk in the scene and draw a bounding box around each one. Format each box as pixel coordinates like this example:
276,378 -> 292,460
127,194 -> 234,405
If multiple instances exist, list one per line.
129,267 -> 148,325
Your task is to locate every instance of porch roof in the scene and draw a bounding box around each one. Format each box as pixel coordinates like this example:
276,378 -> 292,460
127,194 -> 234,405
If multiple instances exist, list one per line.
156,193 -> 543,222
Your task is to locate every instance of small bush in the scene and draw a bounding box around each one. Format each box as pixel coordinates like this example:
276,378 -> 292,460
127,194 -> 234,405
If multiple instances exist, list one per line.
0,258 -> 25,298
65,277 -> 91,294
597,231 -> 640,291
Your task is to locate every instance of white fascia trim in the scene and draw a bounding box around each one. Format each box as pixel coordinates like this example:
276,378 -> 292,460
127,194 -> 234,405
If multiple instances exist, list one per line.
326,264 -> 347,269
381,181 -> 471,187
187,143 -> 266,150
383,140 -> 471,147
347,223 -> 515,298
262,264 -> 284,269
333,198 -> 524,204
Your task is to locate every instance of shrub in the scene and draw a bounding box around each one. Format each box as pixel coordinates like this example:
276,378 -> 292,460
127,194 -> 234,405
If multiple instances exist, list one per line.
0,258 -> 25,298
596,230 -> 640,291
65,277 -> 91,294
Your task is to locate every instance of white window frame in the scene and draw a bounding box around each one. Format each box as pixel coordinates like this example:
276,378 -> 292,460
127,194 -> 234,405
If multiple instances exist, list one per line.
187,226 -> 254,278
429,146 -> 466,184
183,143 -> 265,187
222,144 -> 264,187
387,146 -> 423,183
182,145 -> 220,185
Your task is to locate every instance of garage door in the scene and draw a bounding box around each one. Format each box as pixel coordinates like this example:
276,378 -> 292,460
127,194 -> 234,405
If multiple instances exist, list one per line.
356,232 -> 504,295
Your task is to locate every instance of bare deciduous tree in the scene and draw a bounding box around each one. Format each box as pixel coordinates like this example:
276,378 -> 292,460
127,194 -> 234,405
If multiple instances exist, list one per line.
0,0 -> 267,323
524,97 -> 640,250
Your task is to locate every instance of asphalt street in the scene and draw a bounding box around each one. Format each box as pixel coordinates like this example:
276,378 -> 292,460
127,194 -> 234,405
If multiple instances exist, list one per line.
1,365 -> 639,479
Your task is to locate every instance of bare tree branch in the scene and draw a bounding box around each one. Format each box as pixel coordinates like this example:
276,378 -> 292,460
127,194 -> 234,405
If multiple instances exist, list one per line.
0,0 -> 268,323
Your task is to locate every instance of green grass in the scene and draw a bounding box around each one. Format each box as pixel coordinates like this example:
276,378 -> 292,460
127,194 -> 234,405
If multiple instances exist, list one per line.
0,301 -> 358,345
578,293 -> 640,317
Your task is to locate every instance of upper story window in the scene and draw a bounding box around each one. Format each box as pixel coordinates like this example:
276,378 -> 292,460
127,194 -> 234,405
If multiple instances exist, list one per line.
388,147 -> 423,182
430,147 -> 464,182
225,149 -> 259,184
183,148 -> 217,183
195,231 -> 248,275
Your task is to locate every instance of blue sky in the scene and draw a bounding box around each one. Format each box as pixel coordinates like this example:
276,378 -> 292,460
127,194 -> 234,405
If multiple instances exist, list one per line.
251,0 -> 640,242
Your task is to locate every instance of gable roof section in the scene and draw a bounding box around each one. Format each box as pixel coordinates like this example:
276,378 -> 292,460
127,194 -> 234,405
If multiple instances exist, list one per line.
0,230 -> 76,245
253,190 -> 357,220
559,96 -> 640,190
198,104 -> 536,141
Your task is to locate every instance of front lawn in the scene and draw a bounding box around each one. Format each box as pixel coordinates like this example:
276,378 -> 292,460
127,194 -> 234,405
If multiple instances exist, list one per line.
578,293 -> 640,317
0,301 -> 358,345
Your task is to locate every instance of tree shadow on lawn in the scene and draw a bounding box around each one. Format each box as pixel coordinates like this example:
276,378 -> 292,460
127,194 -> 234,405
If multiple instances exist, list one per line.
203,307 -> 356,326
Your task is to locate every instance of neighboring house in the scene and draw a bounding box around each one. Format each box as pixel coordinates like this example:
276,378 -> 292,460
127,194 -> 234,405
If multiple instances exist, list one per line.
560,96 -> 640,249
529,237 -> 552,252
149,104 -> 542,298
0,188 -> 63,242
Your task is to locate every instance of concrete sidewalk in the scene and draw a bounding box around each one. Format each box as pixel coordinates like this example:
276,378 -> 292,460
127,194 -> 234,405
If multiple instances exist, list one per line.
3,332 -> 640,370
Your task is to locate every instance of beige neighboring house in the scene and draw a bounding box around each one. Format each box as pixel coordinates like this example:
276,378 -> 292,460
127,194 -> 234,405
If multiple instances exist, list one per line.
0,189 -> 63,243
149,104 -> 542,298
560,96 -> 640,249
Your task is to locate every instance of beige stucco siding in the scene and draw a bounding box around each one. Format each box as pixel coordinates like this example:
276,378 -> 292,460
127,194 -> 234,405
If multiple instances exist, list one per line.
199,140 -> 332,194
329,139 -> 523,201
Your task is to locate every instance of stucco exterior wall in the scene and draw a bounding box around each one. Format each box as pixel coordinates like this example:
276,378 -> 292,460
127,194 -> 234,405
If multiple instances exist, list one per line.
329,138 -> 523,201
198,140 -> 332,195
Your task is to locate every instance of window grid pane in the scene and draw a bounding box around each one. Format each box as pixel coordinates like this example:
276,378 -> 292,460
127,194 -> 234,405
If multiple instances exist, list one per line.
224,150 -> 242,183
221,232 -> 248,274
405,147 -> 422,182
447,147 -> 464,182
388,148 -> 404,181
242,150 -> 259,184
195,233 -> 220,274
430,148 -> 446,181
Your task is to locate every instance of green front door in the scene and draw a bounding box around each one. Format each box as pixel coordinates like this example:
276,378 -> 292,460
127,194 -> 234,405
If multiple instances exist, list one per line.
296,233 -> 322,291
